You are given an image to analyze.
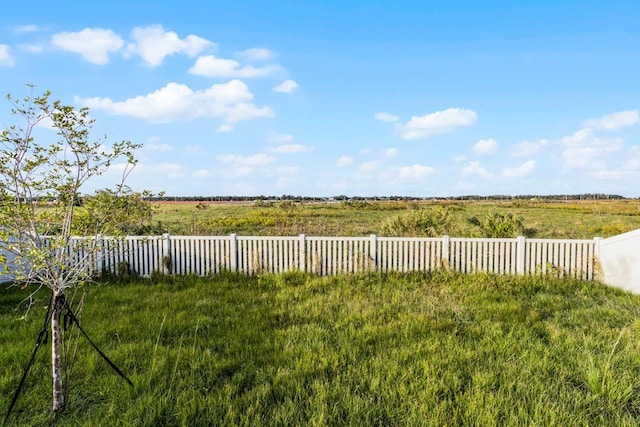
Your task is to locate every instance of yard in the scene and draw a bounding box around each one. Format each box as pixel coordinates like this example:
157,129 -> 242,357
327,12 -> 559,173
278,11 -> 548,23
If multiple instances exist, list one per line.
2,271 -> 640,425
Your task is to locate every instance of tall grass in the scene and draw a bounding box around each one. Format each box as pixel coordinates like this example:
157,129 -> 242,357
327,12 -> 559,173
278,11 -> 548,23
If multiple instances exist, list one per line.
150,199 -> 640,238
2,272 -> 640,425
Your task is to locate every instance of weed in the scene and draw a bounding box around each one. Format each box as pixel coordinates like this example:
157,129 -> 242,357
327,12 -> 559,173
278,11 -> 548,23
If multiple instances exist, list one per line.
149,199 -> 640,238
3,273 -> 640,425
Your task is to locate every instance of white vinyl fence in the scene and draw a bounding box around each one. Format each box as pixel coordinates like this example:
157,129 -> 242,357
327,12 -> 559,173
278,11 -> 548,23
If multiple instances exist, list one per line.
597,229 -> 640,293
87,234 -> 600,280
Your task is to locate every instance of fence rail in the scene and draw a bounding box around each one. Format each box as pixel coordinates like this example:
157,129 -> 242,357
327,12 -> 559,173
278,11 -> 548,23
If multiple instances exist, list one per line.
86,234 -> 600,280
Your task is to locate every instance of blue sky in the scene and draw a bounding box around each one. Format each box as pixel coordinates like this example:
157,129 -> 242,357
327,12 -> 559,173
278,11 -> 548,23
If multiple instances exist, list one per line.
1,0 -> 639,197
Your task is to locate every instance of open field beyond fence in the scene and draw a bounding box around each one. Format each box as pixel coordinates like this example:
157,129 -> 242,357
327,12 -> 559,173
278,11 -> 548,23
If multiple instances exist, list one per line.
149,199 -> 640,238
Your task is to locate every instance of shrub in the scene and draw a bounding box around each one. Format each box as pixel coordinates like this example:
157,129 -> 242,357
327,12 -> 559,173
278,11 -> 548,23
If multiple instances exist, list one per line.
468,212 -> 527,237
380,207 -> 453,237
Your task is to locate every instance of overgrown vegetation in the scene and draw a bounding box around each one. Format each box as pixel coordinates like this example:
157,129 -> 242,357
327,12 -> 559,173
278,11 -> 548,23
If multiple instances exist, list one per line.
468,211 -> 530,237
2,272 -> 640,425
148,199 -> 640,238
380,207 -> 454,236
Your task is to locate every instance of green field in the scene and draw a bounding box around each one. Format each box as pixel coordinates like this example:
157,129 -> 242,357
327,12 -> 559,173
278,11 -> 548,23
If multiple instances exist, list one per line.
2,272 -> 640,425
148,199 -> 640,238
3,198 -> 640,425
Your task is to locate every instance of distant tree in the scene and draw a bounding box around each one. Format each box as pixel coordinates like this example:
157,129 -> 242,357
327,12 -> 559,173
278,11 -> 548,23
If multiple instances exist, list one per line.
0,86 -> 148,413
75,188 -> 154,234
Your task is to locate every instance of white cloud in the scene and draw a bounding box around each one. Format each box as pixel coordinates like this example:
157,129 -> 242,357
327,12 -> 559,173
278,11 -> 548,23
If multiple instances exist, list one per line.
18,43 -> 44,53
590,146 -> 640,180
267,144 -> 311,153
100,161 -> 132,178
622,146 -> 640,171
336,156 -> 354,167
186,145 -> 204,155
561,128 -> 622,172
77,80 -> 274,125
218,153 -> 275,166
51,28 -> 124,65
13,25 -> 40,33
590,170 -> 624,179
472,138 -> 497,155
217,124 -> 234,133
402,108 -> 477,140
0,44 -> 14,67
378,164 -> 436,183
454,181 -> 478,192
453,156 -> 467,163
126,25 -> 213,67
375,112 -> 399,123
359,161 -> 380,172
582,110 -> 640,131
273,80 -> 299,93
217,153 -> 275,178
189,54 -> 279,78
150,162 -> 184,178
35,115 -> 55,129
274,167 -> 301,189
395,164 -> 435,180
510,139 -> 549,157
193,169 -> 211,179
461,161 -> 491,178
501,161 -> 535,179
237,48 -> 273,62
384,148 -> 398,157
268,132 -> 293,143
276,166 -> 299,175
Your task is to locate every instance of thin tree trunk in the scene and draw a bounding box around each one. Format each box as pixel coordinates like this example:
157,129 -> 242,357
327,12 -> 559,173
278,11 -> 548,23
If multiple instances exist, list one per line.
52,291 -> 65,412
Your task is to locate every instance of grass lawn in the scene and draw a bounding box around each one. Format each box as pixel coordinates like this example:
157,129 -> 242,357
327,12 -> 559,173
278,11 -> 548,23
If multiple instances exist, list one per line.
2,271 -> 640,425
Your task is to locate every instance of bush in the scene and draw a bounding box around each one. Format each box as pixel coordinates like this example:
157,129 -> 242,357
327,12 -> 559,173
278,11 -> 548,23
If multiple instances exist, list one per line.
380,207 -> 453,237
468,212 -> 527,237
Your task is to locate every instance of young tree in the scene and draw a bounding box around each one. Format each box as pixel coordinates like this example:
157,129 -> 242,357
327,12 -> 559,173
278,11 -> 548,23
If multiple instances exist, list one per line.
0,86 -> 147,412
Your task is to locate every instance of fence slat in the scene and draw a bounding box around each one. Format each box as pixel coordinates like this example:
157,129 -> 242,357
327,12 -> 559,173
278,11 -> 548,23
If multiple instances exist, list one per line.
38,234 -> 598,281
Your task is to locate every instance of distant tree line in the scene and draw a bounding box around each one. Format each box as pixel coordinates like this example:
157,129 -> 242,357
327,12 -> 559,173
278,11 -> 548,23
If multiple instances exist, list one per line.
140,193 -> 630,202
6,192 -> 631,205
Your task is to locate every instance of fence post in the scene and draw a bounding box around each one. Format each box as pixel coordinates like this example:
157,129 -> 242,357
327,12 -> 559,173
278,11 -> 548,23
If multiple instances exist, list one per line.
162,233 -> 171,274
97,234 -> 105,274
593,237 -> 603,280
594,237 -> 603,259
369,234 -> 377,271
442,235 -> 450,269
230,233 -> 238,272
299,234 -> 306,271
516,236 -> 526,275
